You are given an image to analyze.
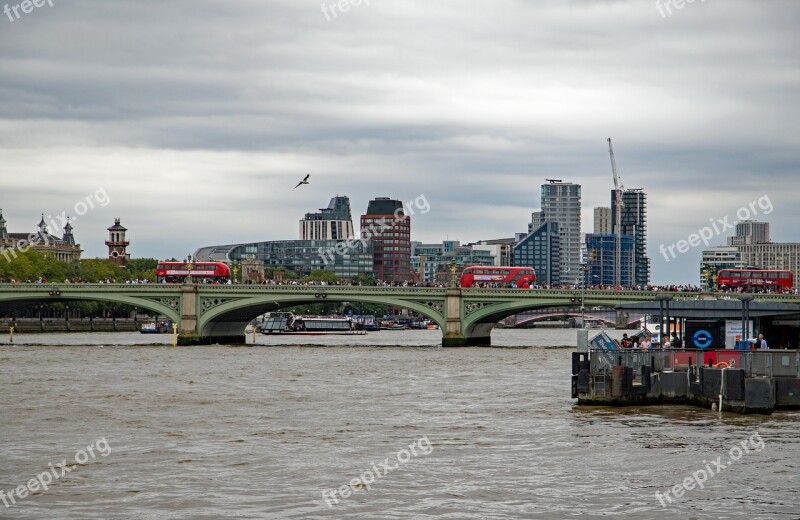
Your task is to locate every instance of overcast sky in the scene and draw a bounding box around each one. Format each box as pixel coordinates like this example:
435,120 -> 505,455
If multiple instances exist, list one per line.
1,0 -> 798,283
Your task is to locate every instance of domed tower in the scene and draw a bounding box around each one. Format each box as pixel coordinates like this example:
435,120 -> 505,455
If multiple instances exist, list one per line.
63,217 -> 75,245
0,209 -> 8,241
106,218 -> 129,265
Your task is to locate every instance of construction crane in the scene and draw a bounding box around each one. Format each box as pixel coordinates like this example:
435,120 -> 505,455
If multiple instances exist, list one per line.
608,137 -> 623,287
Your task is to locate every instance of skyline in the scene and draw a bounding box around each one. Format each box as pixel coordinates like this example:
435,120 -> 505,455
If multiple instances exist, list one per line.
2,1 -> 799,284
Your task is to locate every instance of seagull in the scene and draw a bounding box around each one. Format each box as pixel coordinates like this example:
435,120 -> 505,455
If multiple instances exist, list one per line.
293,174 -> 310,189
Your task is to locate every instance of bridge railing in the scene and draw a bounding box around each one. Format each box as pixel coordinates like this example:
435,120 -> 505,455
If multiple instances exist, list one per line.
197,284 -> 447,295
0,283 -> 179,291
0,284 -> 797,302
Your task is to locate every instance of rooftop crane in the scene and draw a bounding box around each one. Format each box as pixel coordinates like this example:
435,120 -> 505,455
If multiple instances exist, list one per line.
608,137 -> 624,287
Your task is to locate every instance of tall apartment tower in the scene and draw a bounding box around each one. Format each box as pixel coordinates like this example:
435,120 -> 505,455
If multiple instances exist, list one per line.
299,195 -> 355,241
361,197 -> 411,282
106,218 -> 130,266
611,189 -> 650,286
540,181 -> 582,284
728,220 -> 770,246
594,207 -> 611,234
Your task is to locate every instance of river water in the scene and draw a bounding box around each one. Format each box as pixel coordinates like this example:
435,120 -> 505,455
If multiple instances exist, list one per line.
1,329 -> 799,519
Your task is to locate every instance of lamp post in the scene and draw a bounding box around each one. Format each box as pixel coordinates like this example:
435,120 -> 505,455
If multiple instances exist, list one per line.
233,265 -> 239,285
450,263 -> 457,288
186,256 -> 193,285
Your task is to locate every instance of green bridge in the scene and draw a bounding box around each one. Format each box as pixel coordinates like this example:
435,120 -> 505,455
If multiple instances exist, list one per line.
1,283 -> 799,346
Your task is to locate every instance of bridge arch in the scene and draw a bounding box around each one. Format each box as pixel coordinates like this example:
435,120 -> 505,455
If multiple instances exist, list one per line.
512,312 -> 616,327
196,292 -> 446,342
0,288 -> 181,325
459,292 -> 643,345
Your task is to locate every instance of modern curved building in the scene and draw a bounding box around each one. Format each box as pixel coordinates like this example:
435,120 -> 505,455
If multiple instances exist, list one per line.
193,196 -> 374,279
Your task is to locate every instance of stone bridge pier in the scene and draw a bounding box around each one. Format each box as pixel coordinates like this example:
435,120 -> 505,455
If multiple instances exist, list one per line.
443,288 -> 468,347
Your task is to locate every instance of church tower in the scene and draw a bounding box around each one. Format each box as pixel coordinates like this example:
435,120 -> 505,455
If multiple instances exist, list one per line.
106,218 -> 129,265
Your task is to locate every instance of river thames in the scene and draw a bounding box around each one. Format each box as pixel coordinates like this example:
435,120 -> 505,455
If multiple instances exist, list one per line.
1,329 -> 799,519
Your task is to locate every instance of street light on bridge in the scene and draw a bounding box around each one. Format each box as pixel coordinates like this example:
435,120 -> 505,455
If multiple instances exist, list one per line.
186,255 -> 193,285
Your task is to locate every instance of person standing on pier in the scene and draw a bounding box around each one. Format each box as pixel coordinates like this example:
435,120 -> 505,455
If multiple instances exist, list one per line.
757,333 -> 768,350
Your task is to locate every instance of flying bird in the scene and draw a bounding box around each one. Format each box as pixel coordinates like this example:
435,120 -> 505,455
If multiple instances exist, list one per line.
293,174 -> 310,189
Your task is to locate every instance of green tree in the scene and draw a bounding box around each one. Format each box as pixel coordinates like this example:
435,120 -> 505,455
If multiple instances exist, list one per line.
77,259 -> 127,282
302,269 -> 338,284
124,258 -> 158,281
350,273 -> 377,286
0,249 -> 79,282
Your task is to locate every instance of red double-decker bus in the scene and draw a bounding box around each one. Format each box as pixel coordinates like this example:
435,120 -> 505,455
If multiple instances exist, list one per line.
156,262 -> 231,284
716,269 -> 793,292
460,266 -> 536,288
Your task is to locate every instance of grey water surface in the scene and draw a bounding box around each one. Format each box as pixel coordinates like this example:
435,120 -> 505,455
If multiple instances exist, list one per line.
1,329 -> 798,519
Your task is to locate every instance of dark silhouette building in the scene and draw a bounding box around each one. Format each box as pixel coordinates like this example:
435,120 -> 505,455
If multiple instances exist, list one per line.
361,198 -> 411,282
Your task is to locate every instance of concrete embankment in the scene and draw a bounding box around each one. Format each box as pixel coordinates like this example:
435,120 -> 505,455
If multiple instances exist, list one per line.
0,319 -> 138,333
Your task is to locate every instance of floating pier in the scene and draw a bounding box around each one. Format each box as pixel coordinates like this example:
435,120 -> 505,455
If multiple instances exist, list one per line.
572,348 -> 800,414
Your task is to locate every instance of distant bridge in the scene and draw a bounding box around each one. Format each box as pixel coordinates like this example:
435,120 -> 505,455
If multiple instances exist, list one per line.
1,284 -> 798,346
509,309 -> 645,328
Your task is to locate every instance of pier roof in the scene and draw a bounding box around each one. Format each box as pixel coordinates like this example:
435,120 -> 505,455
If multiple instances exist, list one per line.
616,299 -> 800,319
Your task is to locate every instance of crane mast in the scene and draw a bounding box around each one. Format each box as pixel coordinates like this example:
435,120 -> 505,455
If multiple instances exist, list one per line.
608,138 -> 624,287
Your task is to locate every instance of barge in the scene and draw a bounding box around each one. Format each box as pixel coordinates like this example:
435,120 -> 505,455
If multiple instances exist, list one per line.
258,312 -> 365,335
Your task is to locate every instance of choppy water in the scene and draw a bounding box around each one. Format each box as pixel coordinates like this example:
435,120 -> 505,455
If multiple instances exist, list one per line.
1,330 -> 799,519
